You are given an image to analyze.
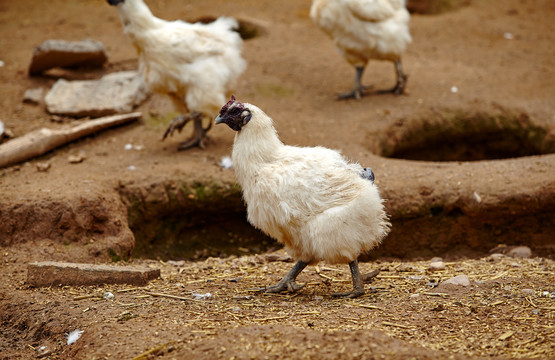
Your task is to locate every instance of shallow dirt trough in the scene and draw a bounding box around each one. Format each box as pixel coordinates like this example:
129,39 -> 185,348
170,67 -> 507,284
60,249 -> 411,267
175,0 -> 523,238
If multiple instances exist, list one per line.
0,0 -> 554,359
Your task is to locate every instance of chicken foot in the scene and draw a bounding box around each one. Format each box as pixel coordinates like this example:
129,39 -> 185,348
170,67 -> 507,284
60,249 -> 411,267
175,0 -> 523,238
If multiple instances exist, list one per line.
332,260 -> 365,298
377,59 -> 407,95
162,112 -> 212,150
266,260 -> 308,294
340,60 -> 407,99
338,66 -> 371,100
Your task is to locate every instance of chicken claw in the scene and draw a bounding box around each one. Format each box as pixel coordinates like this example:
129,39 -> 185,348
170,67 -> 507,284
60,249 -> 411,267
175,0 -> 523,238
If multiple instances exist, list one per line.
162,112 -> 212,150
332,260 -> 365,298
337,66 -> 369,100
265,260 -> 307,294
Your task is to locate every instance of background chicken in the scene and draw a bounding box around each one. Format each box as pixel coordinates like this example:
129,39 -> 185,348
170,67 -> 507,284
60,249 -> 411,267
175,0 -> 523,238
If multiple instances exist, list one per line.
310,0 -> 411,99
107,0 -> 246,149
215,96 -> 391,298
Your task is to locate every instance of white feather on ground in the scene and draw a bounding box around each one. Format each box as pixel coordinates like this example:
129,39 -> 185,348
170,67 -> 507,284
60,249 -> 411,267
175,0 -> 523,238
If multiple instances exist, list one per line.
215,97 -> 391,298
310,0 -> 411,97
66,329 -> 84,345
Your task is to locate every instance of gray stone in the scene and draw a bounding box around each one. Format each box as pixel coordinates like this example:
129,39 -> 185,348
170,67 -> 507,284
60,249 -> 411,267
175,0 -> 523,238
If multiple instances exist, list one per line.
27,261 -> 160,287
45,71 -> 149,117
439,274 -> 471,287
29,39 -> 107,75
521,288 -> 535,295
23,87 -> 45,104
488,253 -> 505,261
508,246 -> 532,259
428,261 -> 446,271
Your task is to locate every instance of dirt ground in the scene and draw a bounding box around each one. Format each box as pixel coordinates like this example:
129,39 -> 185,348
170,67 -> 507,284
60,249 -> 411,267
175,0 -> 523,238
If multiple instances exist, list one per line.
0,0 -> 554,358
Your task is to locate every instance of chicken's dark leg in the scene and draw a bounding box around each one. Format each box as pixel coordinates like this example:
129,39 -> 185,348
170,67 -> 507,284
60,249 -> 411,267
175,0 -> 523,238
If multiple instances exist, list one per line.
378,59 -> 407,95
338,66 -> 370,100
266,260 -> 308,294
162,112 -> 212,150
333,260 -> 365,298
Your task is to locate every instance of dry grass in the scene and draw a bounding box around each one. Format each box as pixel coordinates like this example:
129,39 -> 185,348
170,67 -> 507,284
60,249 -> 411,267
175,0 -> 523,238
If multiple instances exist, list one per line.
29,252 -> 551,359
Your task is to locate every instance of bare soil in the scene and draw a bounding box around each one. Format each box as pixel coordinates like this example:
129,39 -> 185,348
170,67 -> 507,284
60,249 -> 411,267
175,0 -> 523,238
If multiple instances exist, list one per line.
0,0 -> 554,359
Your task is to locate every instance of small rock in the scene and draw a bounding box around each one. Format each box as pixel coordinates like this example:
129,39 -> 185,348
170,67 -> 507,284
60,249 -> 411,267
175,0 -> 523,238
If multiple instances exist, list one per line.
36,346 -> 52,358
428,261 -> 446,271
0,120 -> 13,142
531,309 -> 540,315
440,275 -> 471,287
167,260 -> 185,266
68,153 -> 85,164
36,162 -> 51,172
508,246 -> 532,259
29,39 -> 107,75
521,289 -> 535,295
488,253 -> 506,261
541,291 -> 550,298
102,291 -> 114,300
192,292 -> 212,300
50,115 -> 65,123
23,87 -> 45,104
397,264 -> 416,272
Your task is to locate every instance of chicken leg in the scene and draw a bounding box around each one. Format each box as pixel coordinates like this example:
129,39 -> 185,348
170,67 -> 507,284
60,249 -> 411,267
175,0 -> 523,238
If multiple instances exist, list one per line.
338,66 -> 369,100
266,260 -> 307,294
377,59 -> 407,95
332,260 -> 365,298
162,112 -> 212,150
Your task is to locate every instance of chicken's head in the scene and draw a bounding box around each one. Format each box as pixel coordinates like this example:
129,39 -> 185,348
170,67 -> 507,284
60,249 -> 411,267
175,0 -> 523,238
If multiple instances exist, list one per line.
215,95 -> 251,131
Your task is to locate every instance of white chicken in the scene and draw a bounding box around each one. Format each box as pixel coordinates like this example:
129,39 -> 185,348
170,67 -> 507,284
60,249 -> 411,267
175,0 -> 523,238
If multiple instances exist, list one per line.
310,0 -> 411,99
107,0 -> 246,149
215,96 -> 391,298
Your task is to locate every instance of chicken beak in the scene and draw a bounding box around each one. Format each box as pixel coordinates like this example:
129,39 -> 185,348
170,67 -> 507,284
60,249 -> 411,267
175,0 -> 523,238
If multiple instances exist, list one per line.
215,114 -> 225,125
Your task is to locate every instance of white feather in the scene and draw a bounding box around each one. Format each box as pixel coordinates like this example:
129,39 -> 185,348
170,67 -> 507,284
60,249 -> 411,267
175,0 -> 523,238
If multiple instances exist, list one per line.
231,104 -> 390,265
66,329 -> 84,345
218,155 -> 233,169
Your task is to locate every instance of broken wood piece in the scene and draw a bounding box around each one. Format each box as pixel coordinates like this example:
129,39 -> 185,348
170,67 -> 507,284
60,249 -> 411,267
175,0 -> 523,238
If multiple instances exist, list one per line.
27,261 -> 160,287
0,112 -> 141,169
